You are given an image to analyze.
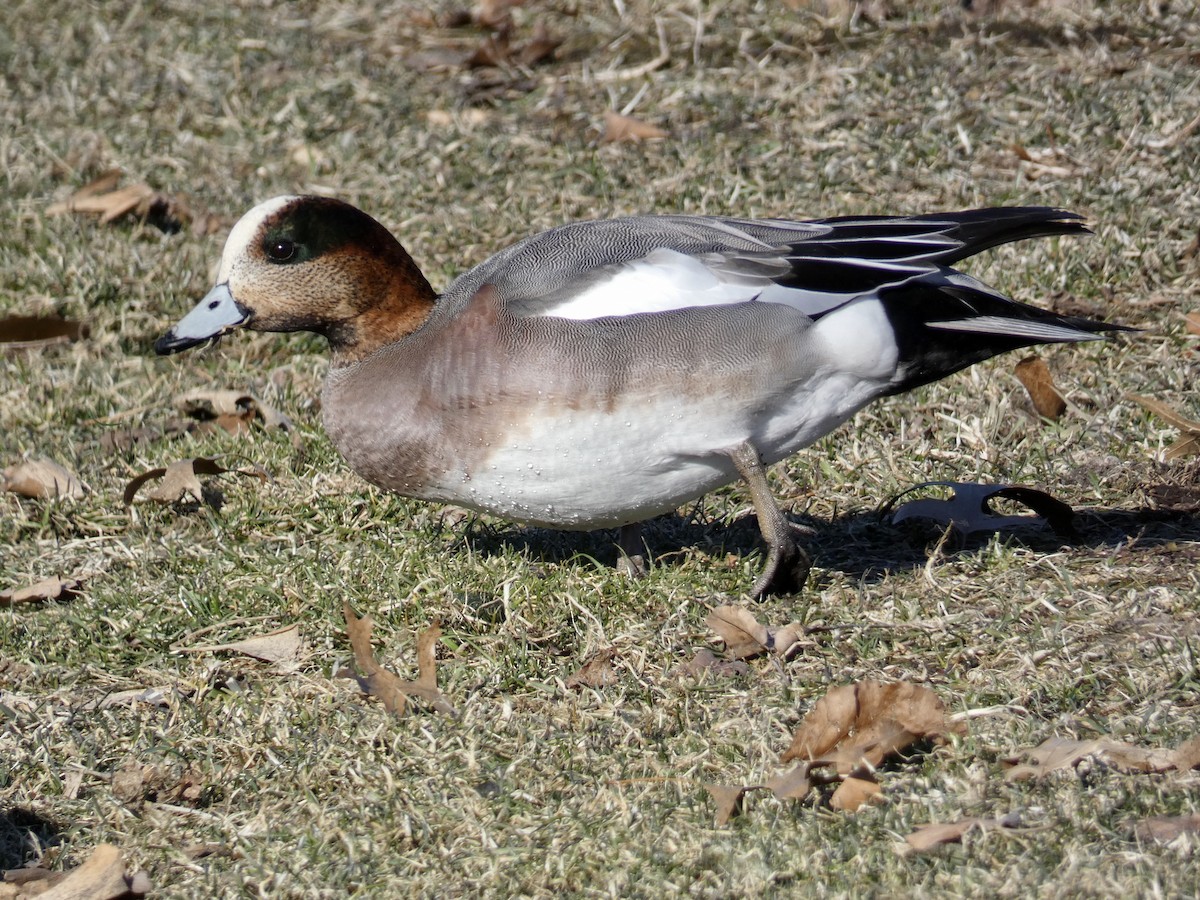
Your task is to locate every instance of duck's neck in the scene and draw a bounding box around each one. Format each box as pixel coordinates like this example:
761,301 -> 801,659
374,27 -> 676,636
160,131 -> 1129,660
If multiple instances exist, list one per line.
327,252 -> 438,368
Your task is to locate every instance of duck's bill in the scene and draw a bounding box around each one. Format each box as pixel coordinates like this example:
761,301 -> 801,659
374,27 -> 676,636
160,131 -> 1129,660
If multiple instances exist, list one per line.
154,284 -> 251,355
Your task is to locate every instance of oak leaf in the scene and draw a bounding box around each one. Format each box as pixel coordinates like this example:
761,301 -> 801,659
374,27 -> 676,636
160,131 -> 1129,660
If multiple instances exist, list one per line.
566,647 -> 619,689
904,813 -> 1023,853
177,624 -> 306,670
1002,735 -> 1196,781
343,602 -> 457,717
2,458 -> 84,499
601,111 -> 668,143
705,605 -> 804,660
1135,814 -> 1200,844
122,457 -> 269,506
1129,394 -> 1200,461
1014,355 -> 1068,419
0,315 -> 88,351
0,576 -> 83,607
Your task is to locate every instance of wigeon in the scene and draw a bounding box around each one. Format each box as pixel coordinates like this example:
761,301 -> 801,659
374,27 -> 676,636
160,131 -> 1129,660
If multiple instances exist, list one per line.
156,197 -> 1122,597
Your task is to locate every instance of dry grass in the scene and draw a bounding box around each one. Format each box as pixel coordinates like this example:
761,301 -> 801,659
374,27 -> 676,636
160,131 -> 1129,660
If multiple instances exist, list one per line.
3,0 -> 1199,896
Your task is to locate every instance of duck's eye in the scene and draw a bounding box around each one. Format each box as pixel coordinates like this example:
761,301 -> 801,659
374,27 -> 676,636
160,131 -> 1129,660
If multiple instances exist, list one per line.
264,238 -> 296,262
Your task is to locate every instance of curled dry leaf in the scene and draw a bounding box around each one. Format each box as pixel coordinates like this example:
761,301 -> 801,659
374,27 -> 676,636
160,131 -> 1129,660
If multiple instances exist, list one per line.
904,812 -> 1024,853
782,680 -> 963,771
829,774 -> 882,812
0,315 -> 88,351
177,624 -> 306,669
706,784 -> 755,827
705,605 -> 805,660
2,458 -> 84,499
601,111 -> 668,143
886,481 -> 1076,538
1184,310 -> 1200,337
1002,735 -> 1197,781
675,648 -> 751,679
566,647 -> 619,689
175,389 -> 294,432
342,602 -> 457,717
1135,814 -> 1200,844
0,843 -> 151,899
1014,355 -> 1068,419
1128,394 -> 1200,461
122,457 -> 269,506
46,170 -> 199,235
0,575 -> 83,607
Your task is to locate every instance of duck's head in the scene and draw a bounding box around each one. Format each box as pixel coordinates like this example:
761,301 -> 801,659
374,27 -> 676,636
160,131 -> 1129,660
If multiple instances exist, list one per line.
155,196 -> 436,363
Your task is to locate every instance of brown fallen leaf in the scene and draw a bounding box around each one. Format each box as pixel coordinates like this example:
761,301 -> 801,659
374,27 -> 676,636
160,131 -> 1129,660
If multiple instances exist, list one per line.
1014,355 -> 1068,419
1002,735 -> 1194,781
1128,394 -> 1200,461
904,812 -> 1024,853
46,171 -> 195,234
1135,814 -> 1200,844
782,680 -> 963,770
0,576 -> 83,607
706,784 -> 755,827
175,389 -> 294,432
177,624 -> 306,669
343,602 -> 457,717
705,605 -> 805,660
601,111 -> 668,143
566,647 -> 619,689
0,315 -> 89,351
885,481 -> 1076,538
674,648 -> 751,679
765,764 -> 812,801
829,773 -> 882,812
1184,310 -> 1200,336
1,844 -> 151,899
2,458 -> 85,499
122,457 -> 269,506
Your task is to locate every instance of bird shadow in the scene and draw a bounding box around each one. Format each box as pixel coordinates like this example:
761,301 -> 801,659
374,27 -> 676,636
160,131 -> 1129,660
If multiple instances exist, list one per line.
452,503 -> 1200,591
0,806 -> 63,870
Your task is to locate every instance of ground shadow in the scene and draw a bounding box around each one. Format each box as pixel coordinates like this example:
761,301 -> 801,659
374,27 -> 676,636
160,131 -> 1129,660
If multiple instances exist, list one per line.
0,807 -> 63,871
453,502 -> 1200,591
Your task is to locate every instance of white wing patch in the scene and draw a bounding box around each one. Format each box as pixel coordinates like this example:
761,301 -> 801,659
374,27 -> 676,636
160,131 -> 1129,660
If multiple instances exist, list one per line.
537,247 -> 867,321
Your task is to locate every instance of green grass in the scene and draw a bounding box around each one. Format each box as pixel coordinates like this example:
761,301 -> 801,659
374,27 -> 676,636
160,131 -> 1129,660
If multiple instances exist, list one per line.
3,0 -> 1200,896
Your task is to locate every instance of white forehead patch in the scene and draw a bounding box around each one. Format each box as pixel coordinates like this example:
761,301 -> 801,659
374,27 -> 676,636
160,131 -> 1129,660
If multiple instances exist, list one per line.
217,195 -> 299,282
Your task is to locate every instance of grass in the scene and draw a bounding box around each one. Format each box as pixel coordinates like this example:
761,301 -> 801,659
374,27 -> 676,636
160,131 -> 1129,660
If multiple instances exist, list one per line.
3,0 -> 1200,896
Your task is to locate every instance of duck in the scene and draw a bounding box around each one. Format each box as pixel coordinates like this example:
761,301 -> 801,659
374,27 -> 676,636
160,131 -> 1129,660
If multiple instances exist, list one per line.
155,196 -> 1122,597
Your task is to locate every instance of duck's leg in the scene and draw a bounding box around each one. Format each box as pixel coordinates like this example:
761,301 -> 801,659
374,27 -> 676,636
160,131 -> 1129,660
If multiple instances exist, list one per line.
616,522 -> 647,578
727,441 -> 811,598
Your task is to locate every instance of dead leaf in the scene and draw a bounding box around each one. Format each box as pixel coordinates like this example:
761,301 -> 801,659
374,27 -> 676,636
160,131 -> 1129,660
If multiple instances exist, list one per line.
0,576 -> 83,607
177,624 -> 306,669
1002,736 -> 1191,781
46,172 -> 196,234
675,648 -> 751,679
1014,355 -> 1068,419
1171,736 -> 1200,770
2,458 -> 84,499
1184,310 -> 1200,336
1135,814 -> 1200,844
1129,394 -> 1200,461
829,773 -> 882,812
1148,485 -> 1200,512
781,680 -> 963,770
601,111 -> 668,143
1,844 -> 152,899
886,481 -> 1076,538
706,784 -> 752,826
175,389 -> 295,432
905,813 -> 1023,852
765,764 -> 813,801
342,602 -> 457,717
566,647 -> 619,689
705,605 -> 805,660
0,316 -> 89,351
122,457 -> 269,506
